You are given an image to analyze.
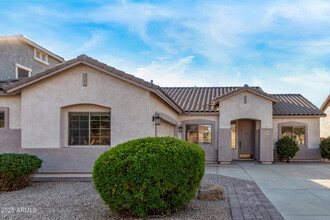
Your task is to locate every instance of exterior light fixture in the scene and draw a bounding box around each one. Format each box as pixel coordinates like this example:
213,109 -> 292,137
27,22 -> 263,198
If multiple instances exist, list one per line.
153,114 -> 161,125
178,125 -> 183,132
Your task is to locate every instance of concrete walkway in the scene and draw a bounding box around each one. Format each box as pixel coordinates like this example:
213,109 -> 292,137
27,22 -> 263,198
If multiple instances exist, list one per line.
205,162 -> 330,220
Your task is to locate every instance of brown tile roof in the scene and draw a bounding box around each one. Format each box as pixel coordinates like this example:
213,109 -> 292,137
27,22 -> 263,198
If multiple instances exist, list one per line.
162,87 -> 325,116
0,79 -> 20,91
212,84 -> 279,104
162,87 -> 261,112
1,55 -> 182,113
0,54 -> 324,116
272,94 -> 326,116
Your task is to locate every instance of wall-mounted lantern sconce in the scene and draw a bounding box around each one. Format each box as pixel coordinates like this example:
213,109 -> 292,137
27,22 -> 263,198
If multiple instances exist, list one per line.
152,114 -> 161,125
178,125 -> 182,132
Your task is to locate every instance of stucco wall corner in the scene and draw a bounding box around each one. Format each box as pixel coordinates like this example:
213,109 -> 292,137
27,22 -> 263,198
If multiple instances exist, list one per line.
218,128 -> 232,162
260,128 -> 274,162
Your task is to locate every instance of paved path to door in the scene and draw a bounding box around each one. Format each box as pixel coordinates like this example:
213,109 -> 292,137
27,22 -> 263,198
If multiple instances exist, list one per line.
206,162 -> 330,220
202,174 -> 283,220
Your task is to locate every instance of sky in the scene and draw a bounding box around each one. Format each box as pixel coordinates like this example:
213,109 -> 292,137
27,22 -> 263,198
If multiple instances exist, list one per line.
1,0 -> 330,106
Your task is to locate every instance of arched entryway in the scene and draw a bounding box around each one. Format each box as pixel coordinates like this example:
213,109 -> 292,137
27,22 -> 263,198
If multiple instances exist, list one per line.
215,88 -> 277,164
231,119 -> 261,160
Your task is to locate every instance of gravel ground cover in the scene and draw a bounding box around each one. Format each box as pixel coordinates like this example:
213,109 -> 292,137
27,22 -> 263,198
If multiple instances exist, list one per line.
0,182 -> 231,220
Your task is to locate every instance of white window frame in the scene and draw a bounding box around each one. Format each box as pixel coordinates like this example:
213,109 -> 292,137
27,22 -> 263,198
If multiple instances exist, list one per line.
15,63 -> 32,79
34,48 -> 49,65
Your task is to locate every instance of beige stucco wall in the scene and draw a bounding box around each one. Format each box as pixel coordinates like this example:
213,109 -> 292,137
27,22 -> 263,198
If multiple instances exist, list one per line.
178,114 -> 219,140
20,64 -> 154,148
219,92 -> 273,129
320,102 -> 330,138
0,95 -> 21,129
157,121 -> 175,137
218,92 -> 274,162
179,114 -> 219,161
273,117 -> 320,149
149,93 -> 179,137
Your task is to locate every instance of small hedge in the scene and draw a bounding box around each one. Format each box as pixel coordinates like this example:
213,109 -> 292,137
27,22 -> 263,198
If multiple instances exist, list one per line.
93,137 -> 205,217
275,137 -> 299,163
0,153 -> 42,191
320,137 -> 330,159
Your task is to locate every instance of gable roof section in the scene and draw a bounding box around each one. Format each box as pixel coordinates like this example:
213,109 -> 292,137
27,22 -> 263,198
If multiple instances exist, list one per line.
212,85 -> 280,104
271,94 -> 325,116
162,86 -> 259,112
0,55 -> 324,117
163,87 -> 325,116
0,34 -> 65,63
320,94 -> 330,111
1,55 -> 182,114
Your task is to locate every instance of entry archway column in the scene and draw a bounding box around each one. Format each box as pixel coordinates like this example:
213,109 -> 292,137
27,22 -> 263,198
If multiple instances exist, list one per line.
218,127 -> 232,163
259,128 -> 274,163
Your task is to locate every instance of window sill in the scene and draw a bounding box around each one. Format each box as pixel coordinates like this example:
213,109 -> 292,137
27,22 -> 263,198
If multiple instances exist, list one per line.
34,57 -> 49,66
63,145 -> 110,148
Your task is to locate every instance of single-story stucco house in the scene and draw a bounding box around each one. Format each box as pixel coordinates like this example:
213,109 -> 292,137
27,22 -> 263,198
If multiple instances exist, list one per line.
0,35 -> 327,174
320,94 -> 330,139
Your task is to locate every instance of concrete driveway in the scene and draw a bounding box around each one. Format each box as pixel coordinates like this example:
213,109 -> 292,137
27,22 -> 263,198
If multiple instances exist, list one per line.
205,162 -> 330,220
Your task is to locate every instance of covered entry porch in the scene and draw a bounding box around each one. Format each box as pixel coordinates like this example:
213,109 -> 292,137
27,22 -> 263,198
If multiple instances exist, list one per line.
231,119 -> 261,161
213,85 -> 279,164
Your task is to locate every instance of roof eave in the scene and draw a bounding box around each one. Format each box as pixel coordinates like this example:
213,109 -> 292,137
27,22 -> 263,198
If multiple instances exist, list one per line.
273,114 -> 326,118
155,90 -> 183,114
3,56 -> 183,114
19,35 -> 65,63
4,61 -> 80,93
320,94 -> 330,111
0,35 -> 65,62
212,88 -> 279,105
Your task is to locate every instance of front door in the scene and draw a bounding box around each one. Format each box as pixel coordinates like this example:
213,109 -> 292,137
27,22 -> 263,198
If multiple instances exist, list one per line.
238,120 -> 255,159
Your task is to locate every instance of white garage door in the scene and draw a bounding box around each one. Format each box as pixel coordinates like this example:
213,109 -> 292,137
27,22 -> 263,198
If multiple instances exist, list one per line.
157,121 -> 175,137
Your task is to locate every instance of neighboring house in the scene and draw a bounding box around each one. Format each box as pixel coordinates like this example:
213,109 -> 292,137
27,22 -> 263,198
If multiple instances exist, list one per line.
0,35 -> 64,80
0,37 -> 326,174
320,94 -> 330,138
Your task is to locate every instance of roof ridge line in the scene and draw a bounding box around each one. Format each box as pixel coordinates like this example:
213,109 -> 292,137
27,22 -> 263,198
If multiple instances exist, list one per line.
2,54 -> 183,113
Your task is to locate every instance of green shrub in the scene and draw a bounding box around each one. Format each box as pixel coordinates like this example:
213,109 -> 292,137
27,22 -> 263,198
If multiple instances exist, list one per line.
320,137 -> 330,159
93,137 -> 205,217
0,153 -> 42,191
275,137 -> 299,163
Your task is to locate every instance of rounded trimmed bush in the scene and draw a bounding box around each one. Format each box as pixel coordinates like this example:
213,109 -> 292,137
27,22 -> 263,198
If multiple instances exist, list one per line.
93,137 -> 205,216
0,153 -> 42,191
320,137 -> 330,159
275,137 -> 299,163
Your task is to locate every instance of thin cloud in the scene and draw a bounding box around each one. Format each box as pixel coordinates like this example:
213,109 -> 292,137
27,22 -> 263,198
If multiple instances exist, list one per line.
134,56 -> 209,87
75,32 -> 106,54
1,0 -> 330,106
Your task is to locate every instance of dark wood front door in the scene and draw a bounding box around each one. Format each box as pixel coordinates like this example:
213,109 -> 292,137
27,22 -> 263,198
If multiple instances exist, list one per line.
238,120 -> 255,159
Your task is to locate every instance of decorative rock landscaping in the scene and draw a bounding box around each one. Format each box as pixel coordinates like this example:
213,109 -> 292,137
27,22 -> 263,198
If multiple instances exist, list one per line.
0,181 -> 232,220
198,184 -> 226,200
0,174 -> 283,220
